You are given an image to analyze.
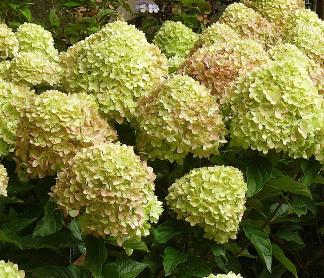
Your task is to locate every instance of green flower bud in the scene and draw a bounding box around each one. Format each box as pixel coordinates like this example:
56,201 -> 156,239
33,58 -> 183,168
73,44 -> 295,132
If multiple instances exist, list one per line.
0,23 -> 19,59
166,166 -> 247,243
181,39 -> 270,99
16,23 -> 58,60
15,90 -> 117,179
153,21 -> 199,58
0,260 -> 25,278
0,80 -> 34,156
227,59 -> 323,160
60,21 -> 168,122
0,164 -> 8,196
219,3 -> 279,48
51,142 -> 163,245
136,74 -> 226,163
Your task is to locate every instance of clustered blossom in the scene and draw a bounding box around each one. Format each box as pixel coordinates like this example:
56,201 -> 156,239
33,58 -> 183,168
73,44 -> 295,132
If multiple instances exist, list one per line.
181,39 -> 270,99
16,22 -> 58,60
136,75 -> 227,163
166,166 -> 247,243
51,142 -> 163,245
269,43 -> 323,94
153,21 -> 199,58
134,0 -> 159,13
15,90 -> 117,179
60,21 -> 168,122
205,272 -> 243,278
285,9 -> 324,65
193,23 -> 240,51
219,3 -> 278,48
167,56 -> 185,74
242,0 -> 305,33
6,52 -> 62,87
227,59 -> 323,160
0,260 -> 25,278
0,23 -> 19,59
0,164 -> 8,196
0,80 -> 34,157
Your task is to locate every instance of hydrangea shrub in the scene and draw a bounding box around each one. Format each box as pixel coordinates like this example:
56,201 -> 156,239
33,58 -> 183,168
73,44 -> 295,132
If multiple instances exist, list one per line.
166,166 -> 247,243
51,142 -> 163,245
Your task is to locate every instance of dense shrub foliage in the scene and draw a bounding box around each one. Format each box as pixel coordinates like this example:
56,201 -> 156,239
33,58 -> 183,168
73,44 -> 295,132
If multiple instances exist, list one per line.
0,1 -> 323,278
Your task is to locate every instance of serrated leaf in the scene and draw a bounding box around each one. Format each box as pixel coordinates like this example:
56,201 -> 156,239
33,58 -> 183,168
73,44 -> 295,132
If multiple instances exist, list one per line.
163,247 -> 189,276
0,228 -> 22,249
153,220 -> 184,244
301,159 -> 321,186
272,244 -> 298,278
102,260 -> 148,278
267,176 -> 312,198
243,224 -> 272,272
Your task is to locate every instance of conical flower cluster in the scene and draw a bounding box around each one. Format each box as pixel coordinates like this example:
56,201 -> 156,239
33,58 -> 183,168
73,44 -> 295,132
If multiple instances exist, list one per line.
51,142 -> 163,245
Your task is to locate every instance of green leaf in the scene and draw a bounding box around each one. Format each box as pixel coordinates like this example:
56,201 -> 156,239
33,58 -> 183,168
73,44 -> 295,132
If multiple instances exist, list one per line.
246,159 -> 272,197
0,196 -> 23,204
1,209 -> 37,233
19,7 -> 32,22
84,236 -> 107,277
31,265 -> 74,278
243,224 -> 272,272
289,195 -> 315,216
272,244 -> 298,278
0,228 -> 22,249
181,257 -> 211,277
301,159 -> 321,186
63,2 -> 82,8
163,247 -> 189,276
105,237 -> 149,253
102,260 -> 148,278
68,219 -> 83,241
275,226 -> 304,246
153,220 -> 184,244
266,176 -> 312,198
49,9 -> 60,27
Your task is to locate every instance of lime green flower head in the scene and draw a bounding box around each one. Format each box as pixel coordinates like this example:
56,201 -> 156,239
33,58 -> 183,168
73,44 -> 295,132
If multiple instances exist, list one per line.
219,3 -> 279,48
136,74 -> 227,163
6,52 -> 62,87
51,142 -> 163,245
16,23 -> 58,60
269,43 -> 323,94
181,39 -> 270,99
166,166 -> 247,243
242,0 -> 304,33
227,59 -> 323,160
194,23 -> 240,50
153,21 -> 199,58
0,23 -> 19,59
15,90 -> 117,179
0,80 -> 34,157
285,9 -> 324,65
0,260 -> 25,278
0,164 -> 8,196
60,21 -> 168,123
206,272 -> 243,278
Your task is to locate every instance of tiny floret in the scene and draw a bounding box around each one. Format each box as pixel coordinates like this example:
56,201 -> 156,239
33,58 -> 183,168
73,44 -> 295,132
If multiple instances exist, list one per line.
0,164 -> 8,196
0,260 -> 25,278
15,90 -> 117,179
51,142 -> 163,245
166,166 -> 247,243
153,21 -> 199,58
136,74 -> 227,163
